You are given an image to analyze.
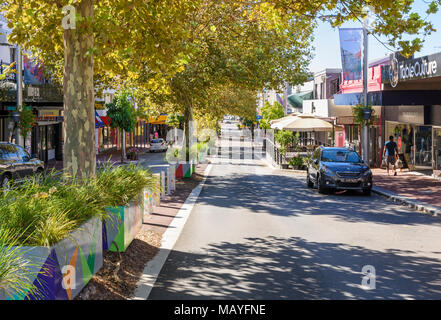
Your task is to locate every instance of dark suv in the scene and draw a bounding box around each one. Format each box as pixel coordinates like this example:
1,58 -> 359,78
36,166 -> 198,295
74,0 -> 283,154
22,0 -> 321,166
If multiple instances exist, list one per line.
0,142 -> 45,189
306,146 -> 373,195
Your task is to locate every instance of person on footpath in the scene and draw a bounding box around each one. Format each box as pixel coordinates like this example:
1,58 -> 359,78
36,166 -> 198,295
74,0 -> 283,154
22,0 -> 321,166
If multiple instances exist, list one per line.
383,135 -> 399,176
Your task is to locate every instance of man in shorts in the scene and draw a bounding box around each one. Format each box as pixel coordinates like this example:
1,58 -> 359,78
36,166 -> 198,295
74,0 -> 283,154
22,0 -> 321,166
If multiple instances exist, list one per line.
383,135 -> 399,176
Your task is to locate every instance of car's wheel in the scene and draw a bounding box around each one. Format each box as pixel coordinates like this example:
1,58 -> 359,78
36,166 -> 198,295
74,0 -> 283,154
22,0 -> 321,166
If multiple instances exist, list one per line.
317,174 -> 327,194
362,188 -> 372,196
306,171 -> 313,188
1,174 -> 11,192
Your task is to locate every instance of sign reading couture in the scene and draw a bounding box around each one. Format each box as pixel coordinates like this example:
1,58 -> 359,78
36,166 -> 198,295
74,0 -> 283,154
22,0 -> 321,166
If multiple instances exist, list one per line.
384,52 -> 441,86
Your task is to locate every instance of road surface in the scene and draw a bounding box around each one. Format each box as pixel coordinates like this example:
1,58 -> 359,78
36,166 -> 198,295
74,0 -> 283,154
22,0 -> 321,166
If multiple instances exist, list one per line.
148,123 -> 441,299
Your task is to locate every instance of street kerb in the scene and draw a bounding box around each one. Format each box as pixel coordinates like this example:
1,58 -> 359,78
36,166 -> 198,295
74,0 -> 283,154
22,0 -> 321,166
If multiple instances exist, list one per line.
132,164 -> 213,300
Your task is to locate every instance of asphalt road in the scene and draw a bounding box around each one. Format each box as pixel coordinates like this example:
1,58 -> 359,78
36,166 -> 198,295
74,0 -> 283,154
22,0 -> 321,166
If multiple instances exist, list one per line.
148,123 -> 441,300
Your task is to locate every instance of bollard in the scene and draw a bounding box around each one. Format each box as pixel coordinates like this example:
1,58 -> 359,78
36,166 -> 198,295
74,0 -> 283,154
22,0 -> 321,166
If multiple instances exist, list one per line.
170,164 -> 176,192
161,171 -> 166,200
166,166 -> 171,195
153,173 -> 161,207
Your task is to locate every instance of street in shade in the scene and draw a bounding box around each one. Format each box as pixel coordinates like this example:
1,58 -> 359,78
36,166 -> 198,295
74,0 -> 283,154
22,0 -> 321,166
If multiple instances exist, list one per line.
147,123 -> 441,300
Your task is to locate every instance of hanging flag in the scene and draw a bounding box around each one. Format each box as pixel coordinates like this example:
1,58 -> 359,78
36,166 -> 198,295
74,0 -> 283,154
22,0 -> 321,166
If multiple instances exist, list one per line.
23,54 -> 46,85
95,111 -> 105,128
276,93 -> 284,106
338,28 -> 363,81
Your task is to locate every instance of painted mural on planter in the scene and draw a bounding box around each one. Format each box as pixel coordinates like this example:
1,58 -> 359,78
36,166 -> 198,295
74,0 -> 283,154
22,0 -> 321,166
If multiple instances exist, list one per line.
144,188 -> 154,215
176,163 -> 193,178
103,194 -> 144,253
0,217 -> 103,301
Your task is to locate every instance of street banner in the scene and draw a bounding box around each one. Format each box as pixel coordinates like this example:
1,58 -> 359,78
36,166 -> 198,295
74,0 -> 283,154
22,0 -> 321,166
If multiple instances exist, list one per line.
276,93 -> 284,106
23,54 -> 45,85
338,28 -> 363,81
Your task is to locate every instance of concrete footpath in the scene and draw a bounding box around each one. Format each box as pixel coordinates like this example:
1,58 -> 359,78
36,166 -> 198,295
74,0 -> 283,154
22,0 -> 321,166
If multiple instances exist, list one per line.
372,168 -> 441,217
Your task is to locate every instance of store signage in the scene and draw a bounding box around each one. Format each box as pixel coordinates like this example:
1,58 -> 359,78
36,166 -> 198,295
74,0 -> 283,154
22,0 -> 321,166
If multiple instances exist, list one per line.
384,52 -> 441,86
37,115 -> 64,122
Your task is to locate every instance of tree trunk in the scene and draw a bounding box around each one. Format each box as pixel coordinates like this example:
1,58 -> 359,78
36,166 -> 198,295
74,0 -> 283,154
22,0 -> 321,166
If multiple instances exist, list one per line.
63,0 -> 95,179
184,106 -> 193,162
120,129 -> 124,163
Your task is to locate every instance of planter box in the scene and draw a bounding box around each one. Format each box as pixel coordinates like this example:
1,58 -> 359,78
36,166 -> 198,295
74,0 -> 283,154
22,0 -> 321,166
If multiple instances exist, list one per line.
103,194 -> 144,253
152,173 -> 161,206
0,217 -> 103,300
175,163 -> 193,178
144,188 -> 154,215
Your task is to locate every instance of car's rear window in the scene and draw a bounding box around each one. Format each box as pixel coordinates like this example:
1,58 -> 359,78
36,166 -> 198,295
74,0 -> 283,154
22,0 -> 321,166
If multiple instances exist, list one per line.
152,139 -> 163,143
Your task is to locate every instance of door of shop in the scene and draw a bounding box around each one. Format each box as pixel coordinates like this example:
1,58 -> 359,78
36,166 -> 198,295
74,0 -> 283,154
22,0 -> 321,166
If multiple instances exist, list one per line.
415,126 -> 432,169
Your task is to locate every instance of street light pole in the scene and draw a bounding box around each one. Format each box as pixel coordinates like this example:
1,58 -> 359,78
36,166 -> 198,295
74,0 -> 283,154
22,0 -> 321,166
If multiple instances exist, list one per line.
16,45 -> 23,146
362,16 -> 370,166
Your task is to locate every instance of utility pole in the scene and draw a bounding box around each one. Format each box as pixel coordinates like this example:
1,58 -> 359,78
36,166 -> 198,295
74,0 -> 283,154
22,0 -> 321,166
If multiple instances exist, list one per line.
15,45 -> 24,146
362,15 -> 370,166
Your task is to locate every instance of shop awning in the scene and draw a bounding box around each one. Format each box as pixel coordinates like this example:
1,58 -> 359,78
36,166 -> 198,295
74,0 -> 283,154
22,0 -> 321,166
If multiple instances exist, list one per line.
149,114 -> 168,124
287,91 -> 313,109
95,111 -> 105,128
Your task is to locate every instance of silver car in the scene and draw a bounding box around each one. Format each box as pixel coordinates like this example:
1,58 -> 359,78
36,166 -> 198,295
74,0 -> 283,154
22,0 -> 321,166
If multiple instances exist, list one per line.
149,138 -> 168,152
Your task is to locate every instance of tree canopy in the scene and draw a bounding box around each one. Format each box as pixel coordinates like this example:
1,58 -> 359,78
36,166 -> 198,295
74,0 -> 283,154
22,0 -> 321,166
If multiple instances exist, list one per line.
1,0 -> 440,173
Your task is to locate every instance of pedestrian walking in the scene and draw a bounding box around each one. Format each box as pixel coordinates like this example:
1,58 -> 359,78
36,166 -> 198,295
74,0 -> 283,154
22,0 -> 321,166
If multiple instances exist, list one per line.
383,135 -> 399,176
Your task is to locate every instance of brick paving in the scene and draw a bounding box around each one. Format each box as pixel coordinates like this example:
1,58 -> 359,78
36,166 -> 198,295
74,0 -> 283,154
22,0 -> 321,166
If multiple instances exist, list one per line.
372,168 -> 441,209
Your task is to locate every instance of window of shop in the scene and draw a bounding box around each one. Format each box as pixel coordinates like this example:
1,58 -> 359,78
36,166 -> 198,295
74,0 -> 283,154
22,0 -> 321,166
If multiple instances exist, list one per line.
433,128 -> 441,171
415,126 -> 432,168
434,128 -> 441,172
344,125 -> 360,153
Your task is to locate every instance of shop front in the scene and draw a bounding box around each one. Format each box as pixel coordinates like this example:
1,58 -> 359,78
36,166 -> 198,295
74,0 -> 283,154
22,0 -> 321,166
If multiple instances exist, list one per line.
31,108 -> 63,162
381,51 -> 441,176
383,105 -> 433,170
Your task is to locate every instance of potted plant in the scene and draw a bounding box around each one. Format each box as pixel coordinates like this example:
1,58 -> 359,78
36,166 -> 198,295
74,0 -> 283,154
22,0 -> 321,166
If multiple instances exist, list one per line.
275,130 -> 294,169
289,155 -> 304,170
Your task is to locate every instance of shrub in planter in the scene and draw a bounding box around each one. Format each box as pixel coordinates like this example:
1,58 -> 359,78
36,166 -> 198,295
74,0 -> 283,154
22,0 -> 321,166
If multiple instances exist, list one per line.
0,229 -> 48,300
0,173 -> 108,300
96,164 -> 158,253
289,155 -> 304,170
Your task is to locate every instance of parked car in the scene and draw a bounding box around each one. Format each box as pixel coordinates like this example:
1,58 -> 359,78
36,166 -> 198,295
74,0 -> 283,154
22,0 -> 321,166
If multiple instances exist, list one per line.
0,142 -> 45,189
306,146 -> 372,195
149,138 -> 168,152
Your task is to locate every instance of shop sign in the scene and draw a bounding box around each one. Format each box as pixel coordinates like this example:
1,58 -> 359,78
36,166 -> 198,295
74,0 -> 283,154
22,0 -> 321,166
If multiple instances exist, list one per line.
384,52 -> 441,87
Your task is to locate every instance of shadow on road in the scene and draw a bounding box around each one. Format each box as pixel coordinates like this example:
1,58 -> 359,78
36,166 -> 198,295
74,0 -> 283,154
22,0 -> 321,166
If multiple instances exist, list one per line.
196,168 -> 441,227
149,236 -> 441,300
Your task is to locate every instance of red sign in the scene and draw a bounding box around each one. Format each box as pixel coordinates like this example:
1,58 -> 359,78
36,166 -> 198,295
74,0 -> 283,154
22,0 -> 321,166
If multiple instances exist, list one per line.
340,65 -> 383,94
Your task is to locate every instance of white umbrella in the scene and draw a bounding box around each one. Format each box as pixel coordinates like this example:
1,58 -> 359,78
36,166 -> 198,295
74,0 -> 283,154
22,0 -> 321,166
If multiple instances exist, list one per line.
283,115 -> 343,132
270,114 -> 301,130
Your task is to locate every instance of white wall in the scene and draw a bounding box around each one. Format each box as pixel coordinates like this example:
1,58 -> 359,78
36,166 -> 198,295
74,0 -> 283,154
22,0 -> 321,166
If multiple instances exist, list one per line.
302,99 -> 335,117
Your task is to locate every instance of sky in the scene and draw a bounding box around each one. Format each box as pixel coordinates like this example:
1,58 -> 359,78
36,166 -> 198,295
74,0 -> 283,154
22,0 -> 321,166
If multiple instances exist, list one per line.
309,0 -> 441,73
